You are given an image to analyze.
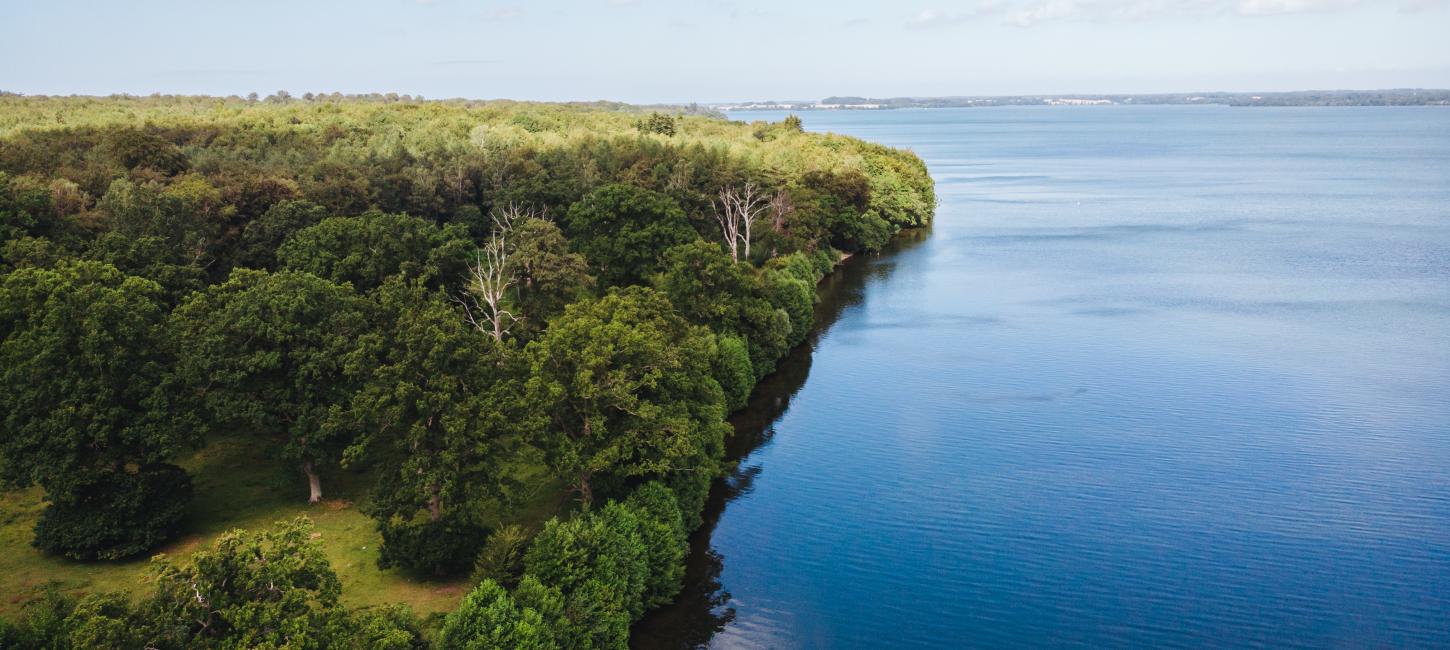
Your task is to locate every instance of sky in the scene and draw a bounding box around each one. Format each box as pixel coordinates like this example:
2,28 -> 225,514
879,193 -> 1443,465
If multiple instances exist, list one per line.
2,0 -> 1448,103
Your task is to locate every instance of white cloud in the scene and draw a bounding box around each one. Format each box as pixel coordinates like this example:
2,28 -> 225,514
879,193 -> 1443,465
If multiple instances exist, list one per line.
908,1 -> 1011,27
1235,0 -> 1361,15
483,6 -> 525,20
1397,0 -> 1449,10
910,0 -> 1422,27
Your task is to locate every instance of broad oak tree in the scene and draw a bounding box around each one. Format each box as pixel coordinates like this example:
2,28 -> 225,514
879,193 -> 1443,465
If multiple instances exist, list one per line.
0,260 -> 195,559
562,184 -> 697,287
171,268 -> 368,503
349,279 -> 530,574
524,286 -> 728,506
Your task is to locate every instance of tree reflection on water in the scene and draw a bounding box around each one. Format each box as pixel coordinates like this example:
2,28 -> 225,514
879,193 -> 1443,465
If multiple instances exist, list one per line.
631,228 -> 929,649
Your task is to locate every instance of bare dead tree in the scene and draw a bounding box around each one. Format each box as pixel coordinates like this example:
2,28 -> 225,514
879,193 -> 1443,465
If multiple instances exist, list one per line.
490,201 -> 536,233
454,203 -> 549,341
714,183 -> 769,261
458,234 -> 517,342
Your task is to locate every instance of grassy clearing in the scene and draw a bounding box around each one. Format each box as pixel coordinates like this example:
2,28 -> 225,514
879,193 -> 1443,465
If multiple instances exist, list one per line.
0,436 -> 569,619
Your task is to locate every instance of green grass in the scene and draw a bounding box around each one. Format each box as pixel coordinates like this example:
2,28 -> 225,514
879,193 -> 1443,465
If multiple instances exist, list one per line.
0,437 -> 569,619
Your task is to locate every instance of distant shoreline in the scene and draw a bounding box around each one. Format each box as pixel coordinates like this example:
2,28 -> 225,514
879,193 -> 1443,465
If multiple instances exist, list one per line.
715,89 -> 1450,111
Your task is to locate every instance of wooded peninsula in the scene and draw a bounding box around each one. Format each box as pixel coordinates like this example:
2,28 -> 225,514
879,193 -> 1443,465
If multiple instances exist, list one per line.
0,94 -> 934,648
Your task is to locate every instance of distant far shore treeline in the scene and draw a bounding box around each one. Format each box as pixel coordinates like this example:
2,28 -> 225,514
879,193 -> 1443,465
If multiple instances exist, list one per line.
715,88 -> 1450,110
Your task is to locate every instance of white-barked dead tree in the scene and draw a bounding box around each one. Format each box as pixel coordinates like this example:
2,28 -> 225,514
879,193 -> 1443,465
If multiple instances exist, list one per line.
457,204 -> 539,341
714,182 -> 769,261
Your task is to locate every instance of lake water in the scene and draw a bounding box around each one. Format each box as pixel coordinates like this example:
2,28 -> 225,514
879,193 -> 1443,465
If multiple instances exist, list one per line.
633,106 -> 1450,648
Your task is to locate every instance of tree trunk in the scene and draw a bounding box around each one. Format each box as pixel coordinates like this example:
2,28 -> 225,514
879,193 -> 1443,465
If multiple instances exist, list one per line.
302,461 -> 323,504
428,487 -> 443,522
576,474 -> 593,510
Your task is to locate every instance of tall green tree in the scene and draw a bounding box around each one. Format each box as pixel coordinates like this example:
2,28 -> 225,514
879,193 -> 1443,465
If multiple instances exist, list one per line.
524,286 -> 728,505
439,577 -> 563,650
277,211 -> 471,292
89,177 -> 226,300
652,240 -> 792,379
142,517 -> 424,649
505,216 -> 594,336
350,280 -> 528,574
0,172 -> 60,246
235,199 -> 328,270
171,269 -> 369,503
562,184 -> 698,287
0,260 -> 195,559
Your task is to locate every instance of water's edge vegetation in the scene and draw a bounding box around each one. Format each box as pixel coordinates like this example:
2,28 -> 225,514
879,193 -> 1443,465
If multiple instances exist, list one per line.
0,95 -> 934,648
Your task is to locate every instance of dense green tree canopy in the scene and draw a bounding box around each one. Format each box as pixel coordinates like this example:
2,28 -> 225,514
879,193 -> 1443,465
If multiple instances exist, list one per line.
278,211 -> 471,292
504,216 -> 594,336
88,177 -> 227,300
236,199 -> 328,270
0,95 -> 935,647
170,268 -> 370,502
563,184 -> 698,287
0,260 -> 195,559
652,240 -> 792,378
0,172 -> 60,245
525,286 -> 728,505
0,260 -> 182,492
350,280 -> 528,574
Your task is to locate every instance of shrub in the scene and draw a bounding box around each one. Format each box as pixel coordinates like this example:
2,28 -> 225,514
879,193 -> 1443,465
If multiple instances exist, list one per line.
1,585 -> 76,648
763,268 -> 816,348
147,517 -> 345,647
63,592 -> 149,648
32,463 -> 193,560
625,483 -> 688,608
440,577 -> 562,650
326,604 -> 428,650
667,467 -> 715,532
634,112 -> 677,137
524,502 -> 649,620
714,334 -> 754,412
471,524 -> 533,588
376,515 -> 489,576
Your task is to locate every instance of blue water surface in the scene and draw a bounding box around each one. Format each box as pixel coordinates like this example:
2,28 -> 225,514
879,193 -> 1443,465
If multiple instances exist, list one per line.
637,106 -> 1450,649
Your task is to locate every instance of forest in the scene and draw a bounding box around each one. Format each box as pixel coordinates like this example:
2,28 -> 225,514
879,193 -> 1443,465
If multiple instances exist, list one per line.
0,93 -> 933,648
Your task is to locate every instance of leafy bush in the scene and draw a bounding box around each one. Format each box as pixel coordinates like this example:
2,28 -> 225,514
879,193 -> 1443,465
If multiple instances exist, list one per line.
376,515 -> 489,576
326,604 -> 429,650
634,112 -> 677,136
32,463 -> 192,560
472,524 -> 534,588
714,334 -> 755,412
625,483 -> 688,608
524,502 -> 649,620
763,267 -> 817,348
440,577 -> 562,650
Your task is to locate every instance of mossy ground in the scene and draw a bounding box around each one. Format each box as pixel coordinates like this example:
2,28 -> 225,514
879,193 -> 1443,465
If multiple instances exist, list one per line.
0,436 -> 568,619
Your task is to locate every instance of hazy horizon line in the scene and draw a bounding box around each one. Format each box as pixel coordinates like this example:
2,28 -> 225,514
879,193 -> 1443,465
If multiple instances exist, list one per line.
5,87 -> 1448,106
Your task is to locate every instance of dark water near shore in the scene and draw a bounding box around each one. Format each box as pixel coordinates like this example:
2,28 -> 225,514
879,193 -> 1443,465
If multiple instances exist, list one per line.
633,106 -> 1450,648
